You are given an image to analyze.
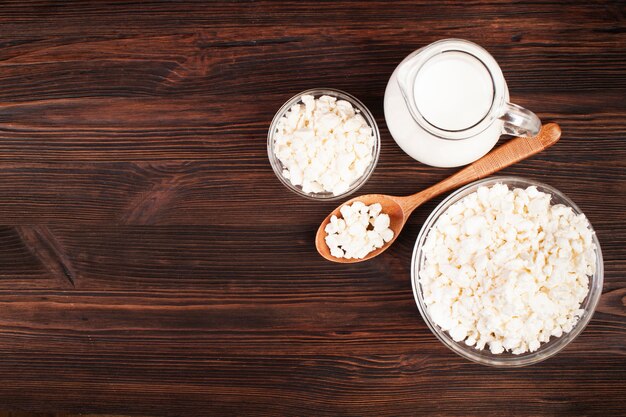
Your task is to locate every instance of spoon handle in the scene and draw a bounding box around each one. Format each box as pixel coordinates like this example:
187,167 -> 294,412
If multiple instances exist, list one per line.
465,122 -> 561,179
403,123 -> 561,211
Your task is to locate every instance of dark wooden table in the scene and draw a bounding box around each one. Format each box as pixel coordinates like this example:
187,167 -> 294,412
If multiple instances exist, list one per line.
0,1 -> 624,416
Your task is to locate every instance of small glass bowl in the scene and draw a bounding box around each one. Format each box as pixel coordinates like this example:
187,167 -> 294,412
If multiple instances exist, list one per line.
267,89 -> 380,200
411,176 -> 603,367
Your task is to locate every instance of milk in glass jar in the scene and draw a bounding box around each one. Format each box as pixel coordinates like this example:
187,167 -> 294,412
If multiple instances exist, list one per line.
384,39 -> 541,167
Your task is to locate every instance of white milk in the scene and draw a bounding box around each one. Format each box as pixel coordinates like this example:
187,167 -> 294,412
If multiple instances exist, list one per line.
384,43 -> 510,168
413,51 -> 494,131
384,68 -> 506,167
385,39 -> 540,167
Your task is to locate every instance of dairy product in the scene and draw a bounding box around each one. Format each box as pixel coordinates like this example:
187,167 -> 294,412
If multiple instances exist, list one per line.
325,201 -> 394,259
419,184 -> 596,355
273,94 -> 375,195
384,39 -> 536,168
385,63 -> 504,167
414,51 -> 494,131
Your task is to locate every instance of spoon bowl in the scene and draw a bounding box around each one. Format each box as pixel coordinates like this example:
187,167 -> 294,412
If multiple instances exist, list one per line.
315,194 -> 406,263
315,123 -> 562,263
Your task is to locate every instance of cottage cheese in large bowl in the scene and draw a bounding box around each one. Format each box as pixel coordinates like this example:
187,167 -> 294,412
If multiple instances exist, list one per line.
411,177 -> 603,367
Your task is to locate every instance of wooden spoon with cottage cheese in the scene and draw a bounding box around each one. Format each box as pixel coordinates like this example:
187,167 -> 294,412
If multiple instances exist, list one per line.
315,123 -> 561,263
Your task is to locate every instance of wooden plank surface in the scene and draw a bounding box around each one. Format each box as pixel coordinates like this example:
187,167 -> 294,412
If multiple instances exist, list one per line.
0,1 -> 624,416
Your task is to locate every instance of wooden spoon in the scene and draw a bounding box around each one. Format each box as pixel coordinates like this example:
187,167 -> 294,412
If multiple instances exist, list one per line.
315,123 -> 562,263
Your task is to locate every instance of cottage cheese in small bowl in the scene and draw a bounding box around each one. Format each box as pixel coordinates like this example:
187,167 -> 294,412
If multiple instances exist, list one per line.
268,89 -> 380,200
411,177 -> 603,367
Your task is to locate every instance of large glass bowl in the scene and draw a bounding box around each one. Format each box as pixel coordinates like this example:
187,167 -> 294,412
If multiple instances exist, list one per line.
411,176 -> 603,367
267,89 -> 380,200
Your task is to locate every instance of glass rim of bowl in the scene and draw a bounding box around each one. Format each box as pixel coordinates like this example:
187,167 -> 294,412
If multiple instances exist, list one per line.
267,88 -> 381,201
411,176 -> 604,367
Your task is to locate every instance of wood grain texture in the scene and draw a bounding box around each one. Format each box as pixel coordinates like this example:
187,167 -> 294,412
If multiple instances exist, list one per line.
0,1 -> 624,416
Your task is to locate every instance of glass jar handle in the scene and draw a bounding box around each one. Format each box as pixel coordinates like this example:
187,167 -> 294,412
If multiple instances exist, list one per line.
500,102 -> 542,137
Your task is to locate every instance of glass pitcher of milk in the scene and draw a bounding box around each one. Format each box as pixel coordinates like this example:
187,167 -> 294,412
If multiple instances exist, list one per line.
384,39 -> 541,167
